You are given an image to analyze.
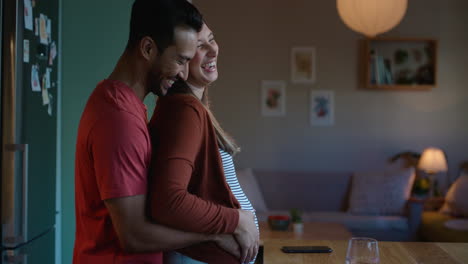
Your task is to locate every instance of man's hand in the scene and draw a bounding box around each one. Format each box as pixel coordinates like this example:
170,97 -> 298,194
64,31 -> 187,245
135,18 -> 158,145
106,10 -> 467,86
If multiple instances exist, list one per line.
213,234 -> 241,259
234,210 -> 259,263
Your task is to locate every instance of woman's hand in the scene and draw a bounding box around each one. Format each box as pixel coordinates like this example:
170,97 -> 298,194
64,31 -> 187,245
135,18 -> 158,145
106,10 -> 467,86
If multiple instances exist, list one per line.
234,210 -> 259,263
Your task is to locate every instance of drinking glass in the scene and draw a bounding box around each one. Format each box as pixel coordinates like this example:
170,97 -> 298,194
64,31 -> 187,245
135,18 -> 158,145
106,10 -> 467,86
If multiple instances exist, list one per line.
345,237 -> 380,264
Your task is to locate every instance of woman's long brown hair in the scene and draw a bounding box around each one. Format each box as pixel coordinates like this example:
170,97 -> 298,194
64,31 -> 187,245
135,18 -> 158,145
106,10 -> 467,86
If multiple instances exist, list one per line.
167,80 -> 240,155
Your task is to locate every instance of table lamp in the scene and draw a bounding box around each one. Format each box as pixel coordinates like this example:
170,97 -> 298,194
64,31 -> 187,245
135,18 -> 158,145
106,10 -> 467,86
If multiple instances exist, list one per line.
418,147 -> 448,197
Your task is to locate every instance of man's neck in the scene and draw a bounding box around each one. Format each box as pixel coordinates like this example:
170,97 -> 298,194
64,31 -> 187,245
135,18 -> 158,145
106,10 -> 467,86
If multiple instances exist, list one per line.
108,50 -> 148,101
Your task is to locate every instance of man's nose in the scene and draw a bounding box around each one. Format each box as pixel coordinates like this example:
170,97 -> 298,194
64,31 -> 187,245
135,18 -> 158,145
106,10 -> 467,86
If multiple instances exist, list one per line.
178,64 -> 189,81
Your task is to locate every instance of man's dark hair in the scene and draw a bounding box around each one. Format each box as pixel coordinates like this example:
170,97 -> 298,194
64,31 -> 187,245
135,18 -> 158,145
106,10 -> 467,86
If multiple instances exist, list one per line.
127,0 -> 203,52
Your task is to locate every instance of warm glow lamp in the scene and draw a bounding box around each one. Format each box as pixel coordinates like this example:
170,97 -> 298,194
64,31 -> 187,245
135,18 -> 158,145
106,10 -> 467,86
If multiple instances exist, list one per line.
337,0 -> 408,37
418,147 -> 448,197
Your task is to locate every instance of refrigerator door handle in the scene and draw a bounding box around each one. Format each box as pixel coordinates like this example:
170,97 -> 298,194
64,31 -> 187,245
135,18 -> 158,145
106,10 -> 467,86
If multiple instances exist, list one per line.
4,144 -> 29,244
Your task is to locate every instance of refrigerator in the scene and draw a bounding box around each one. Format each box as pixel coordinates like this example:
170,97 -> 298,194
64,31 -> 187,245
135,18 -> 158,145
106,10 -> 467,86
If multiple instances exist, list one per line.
1,0 -> 59,263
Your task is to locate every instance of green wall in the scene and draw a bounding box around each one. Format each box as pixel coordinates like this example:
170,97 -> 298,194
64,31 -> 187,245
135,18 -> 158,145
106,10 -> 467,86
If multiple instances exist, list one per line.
61,1 -> 155,263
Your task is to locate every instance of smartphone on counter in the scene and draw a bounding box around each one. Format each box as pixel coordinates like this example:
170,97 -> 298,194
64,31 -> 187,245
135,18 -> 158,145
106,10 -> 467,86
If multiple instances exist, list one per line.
281,246 -> 333,253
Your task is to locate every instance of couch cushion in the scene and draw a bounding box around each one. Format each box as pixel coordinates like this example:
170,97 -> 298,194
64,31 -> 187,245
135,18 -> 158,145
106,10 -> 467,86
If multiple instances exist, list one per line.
236,168 -> 268,212
254,170 -> 352,211
348,168 -> 415,215
440,172 -> 468,217
256,211 -> 408,231
304,212 -> 408,231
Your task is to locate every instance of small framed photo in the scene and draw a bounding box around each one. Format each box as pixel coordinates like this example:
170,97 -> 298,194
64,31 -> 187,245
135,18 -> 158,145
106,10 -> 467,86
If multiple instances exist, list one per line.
310,90 -> 334,126
261,80 -> 286,116
291,46 -> 316,84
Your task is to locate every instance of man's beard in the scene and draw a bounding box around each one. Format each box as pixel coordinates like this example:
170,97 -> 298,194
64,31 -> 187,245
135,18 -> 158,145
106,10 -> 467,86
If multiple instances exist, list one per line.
147,71 -> 163,96
152,83 -> 164,97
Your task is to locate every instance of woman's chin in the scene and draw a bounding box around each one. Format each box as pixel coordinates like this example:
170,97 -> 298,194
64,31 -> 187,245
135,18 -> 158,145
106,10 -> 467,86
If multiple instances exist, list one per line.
205,73 -> 218,84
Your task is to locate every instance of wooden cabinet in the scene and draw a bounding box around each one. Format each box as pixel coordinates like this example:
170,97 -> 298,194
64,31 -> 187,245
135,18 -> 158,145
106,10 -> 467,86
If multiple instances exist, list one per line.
362,38 -> 438,91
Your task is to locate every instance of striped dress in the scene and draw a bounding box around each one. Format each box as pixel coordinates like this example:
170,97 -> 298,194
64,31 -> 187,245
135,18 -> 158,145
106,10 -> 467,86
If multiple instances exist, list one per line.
219,149 -> 259,264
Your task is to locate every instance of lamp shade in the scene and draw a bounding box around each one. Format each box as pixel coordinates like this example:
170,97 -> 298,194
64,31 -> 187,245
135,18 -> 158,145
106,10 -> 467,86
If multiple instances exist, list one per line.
418,147 -> 448,173
337,0 -> 408,37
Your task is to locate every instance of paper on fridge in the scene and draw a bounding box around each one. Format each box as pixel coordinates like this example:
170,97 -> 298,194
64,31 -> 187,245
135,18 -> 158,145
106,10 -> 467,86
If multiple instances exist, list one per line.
46,19 -> 52,43
49,42 -> 57,65
24,0 -> 33,30
42,87 -> 50,105
45,68 -> 52,89
23,39 -> 30,63
41,75 -> 50,105
39,14 -> 48,45
35,17 -> 39,36
31,65 -> 41,92
47,94 -> 53,116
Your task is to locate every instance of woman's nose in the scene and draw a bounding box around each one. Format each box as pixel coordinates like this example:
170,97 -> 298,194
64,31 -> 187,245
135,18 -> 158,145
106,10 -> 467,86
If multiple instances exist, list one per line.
207,44 -> 218,57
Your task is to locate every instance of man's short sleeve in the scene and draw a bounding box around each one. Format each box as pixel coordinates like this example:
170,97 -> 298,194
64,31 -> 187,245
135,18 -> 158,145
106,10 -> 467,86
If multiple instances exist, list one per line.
89,111 -> 150,200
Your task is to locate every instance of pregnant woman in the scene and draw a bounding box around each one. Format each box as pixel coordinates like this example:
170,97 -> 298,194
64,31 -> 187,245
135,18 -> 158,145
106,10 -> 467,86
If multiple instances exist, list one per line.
148,21 -> 259,264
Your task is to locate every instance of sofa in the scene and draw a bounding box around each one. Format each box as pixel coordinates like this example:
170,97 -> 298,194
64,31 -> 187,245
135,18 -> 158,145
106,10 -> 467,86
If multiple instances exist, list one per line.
237,168 -> 420,241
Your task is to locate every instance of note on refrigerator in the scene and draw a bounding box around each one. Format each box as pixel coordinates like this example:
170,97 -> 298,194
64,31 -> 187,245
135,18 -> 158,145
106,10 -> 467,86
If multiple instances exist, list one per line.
24,0 -> 33,30
47,94 -> 53,116
39,14 -> 48,45
46,19 -> 52,43
41,75 -> 50,106
35,17 -> 39,36
23,39 -> 30,63
49,42 -> 57,65
42,86 -> 50,105
45,68 -> 52,89
31,65 -> 41,92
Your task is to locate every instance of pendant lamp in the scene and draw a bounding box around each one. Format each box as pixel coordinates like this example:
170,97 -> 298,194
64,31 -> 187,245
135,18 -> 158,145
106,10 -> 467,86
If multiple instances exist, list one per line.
337,0 -> 408,37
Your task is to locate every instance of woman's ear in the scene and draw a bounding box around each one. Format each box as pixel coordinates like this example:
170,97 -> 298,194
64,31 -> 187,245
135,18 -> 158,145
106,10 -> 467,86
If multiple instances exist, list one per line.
139,36 -> 157,61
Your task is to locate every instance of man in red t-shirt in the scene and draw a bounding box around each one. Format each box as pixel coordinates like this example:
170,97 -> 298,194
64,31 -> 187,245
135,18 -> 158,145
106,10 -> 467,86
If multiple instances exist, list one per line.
73,1 -> 258,263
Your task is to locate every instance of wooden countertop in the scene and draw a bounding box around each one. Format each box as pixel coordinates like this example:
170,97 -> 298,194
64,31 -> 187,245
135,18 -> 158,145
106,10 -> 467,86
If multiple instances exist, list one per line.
263,239 -> 468,264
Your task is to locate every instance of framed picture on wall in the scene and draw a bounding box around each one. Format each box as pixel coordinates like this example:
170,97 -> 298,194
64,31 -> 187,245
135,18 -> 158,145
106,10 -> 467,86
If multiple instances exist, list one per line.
291,46 -> 316,84
261,80 -> 286,116
310,90 -> 334,126
362,38 -> 437,90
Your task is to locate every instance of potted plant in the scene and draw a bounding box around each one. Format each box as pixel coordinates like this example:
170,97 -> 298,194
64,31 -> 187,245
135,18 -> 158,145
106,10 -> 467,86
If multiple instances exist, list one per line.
290,208 -> 303,234
412,176 -> 431,198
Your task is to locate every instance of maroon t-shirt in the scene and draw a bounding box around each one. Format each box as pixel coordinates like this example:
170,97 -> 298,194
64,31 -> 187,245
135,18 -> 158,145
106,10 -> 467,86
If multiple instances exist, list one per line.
73,80 -> 161,264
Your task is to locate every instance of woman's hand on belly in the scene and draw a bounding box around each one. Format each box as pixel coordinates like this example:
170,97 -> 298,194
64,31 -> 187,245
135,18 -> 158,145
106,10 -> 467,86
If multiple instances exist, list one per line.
234,210 -> 259,263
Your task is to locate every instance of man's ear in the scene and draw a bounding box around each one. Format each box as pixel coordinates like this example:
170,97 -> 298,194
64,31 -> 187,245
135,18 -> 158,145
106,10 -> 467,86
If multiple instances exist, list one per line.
139,36 -> 158,60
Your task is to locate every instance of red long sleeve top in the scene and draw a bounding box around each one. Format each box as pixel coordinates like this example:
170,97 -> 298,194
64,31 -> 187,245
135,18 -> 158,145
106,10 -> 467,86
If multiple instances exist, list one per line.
148,94 -> 241,263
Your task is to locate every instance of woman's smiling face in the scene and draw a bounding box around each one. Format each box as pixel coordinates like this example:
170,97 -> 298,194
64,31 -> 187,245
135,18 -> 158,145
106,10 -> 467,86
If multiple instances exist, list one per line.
187,23 -> 219,88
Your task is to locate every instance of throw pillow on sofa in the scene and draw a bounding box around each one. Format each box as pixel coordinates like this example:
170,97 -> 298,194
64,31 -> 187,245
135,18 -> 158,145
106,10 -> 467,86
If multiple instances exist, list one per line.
440,172 -> 468,217
348,168 -> 415,215
236,168 -> 268,212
